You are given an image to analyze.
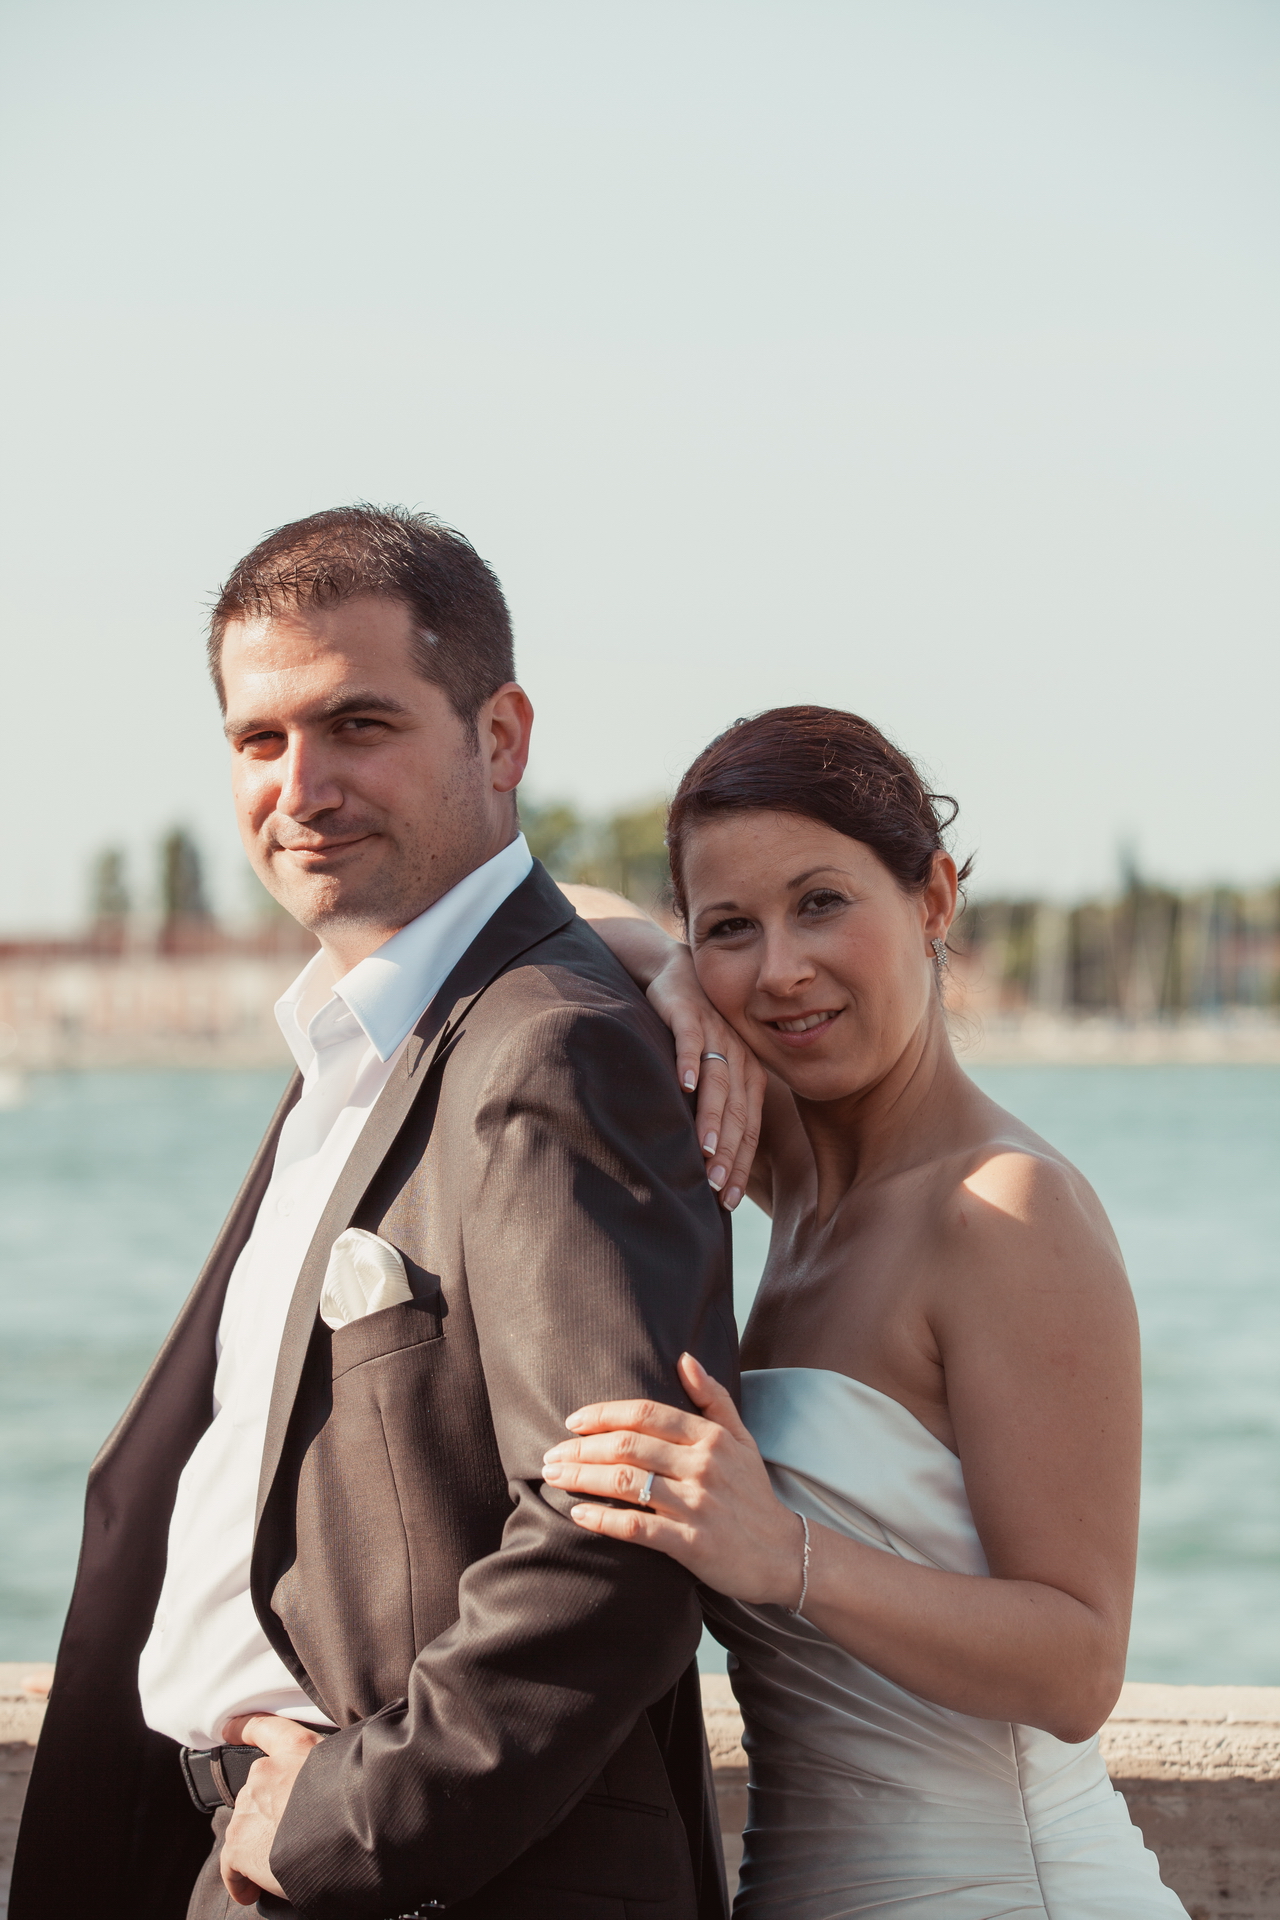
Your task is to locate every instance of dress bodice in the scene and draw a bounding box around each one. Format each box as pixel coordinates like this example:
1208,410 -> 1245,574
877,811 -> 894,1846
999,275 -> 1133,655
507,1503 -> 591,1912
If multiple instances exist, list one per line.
703,1368 -> 1186,1918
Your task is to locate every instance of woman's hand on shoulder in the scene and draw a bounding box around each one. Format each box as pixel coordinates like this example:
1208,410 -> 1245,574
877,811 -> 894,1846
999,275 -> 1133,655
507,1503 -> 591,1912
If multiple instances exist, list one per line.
557,883 -> 767,1207
543,1354 -> 806,1604
644,944 -> 767,1208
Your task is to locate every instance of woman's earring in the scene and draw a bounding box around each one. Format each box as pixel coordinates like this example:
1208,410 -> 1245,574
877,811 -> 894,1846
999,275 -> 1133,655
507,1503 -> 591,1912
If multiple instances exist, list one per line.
931,937 -> 949,974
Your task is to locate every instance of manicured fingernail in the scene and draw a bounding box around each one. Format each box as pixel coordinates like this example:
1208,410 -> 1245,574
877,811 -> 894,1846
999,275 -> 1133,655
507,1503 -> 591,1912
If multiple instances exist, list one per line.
725,1186 -> 743,1210
542,1461 -> 564,1480
707,1164 -> 727,1191
565,1412 -> 587,1429
702,1131 -> 718,1157
683,1070 -> 697,1090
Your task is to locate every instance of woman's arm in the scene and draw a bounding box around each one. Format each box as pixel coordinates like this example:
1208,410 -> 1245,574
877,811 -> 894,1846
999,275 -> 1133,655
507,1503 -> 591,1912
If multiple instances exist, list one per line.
556,885 -> 674,989
559,884 -> 768,1210
542,1153 -> 1139,1744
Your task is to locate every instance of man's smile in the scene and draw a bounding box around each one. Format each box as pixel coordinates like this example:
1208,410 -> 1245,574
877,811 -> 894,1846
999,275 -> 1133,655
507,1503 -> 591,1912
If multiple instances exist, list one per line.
272,833 -> 377,864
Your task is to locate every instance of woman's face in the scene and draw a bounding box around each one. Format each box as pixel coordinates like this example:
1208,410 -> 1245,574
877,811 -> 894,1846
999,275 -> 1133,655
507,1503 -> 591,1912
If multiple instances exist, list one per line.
682,810 -> 955,1104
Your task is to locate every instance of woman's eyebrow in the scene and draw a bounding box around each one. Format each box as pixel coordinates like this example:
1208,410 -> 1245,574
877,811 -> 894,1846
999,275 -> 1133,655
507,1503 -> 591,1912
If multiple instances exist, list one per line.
695,868 -> 851,914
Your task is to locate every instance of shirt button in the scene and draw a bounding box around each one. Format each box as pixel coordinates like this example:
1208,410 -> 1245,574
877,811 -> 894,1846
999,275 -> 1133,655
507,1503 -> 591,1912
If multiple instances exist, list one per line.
278,1194 -> 295,1217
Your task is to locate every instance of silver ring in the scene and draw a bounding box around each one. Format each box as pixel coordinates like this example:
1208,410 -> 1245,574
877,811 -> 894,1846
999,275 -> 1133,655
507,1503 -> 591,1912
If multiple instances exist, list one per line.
700,1052 -> 729,1065
639,1471 -> 656,1507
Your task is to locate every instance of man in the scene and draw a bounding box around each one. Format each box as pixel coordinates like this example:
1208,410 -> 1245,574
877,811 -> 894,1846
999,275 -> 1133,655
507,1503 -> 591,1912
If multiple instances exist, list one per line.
12,507 -> 737,1920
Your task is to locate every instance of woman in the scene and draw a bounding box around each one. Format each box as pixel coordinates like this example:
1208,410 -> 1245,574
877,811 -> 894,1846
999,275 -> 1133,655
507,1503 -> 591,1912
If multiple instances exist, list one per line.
546,707 -> 1185,1918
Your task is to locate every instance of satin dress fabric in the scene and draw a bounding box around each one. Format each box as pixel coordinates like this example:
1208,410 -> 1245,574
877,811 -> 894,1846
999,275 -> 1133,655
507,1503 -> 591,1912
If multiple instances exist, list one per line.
703,1368 -> 1187,1919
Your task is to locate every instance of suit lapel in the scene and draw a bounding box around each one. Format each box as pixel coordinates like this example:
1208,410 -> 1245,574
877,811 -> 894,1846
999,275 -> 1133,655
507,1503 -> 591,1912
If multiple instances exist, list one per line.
255,863 -> 576,1530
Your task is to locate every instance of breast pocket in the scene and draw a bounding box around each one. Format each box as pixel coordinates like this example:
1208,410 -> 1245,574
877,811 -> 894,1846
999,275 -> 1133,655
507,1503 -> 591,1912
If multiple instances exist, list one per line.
329,1297 -> 443,1377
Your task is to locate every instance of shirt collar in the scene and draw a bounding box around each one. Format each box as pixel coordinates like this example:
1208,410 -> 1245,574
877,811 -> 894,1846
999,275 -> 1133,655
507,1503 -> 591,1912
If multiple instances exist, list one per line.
275,833 -> 534,1071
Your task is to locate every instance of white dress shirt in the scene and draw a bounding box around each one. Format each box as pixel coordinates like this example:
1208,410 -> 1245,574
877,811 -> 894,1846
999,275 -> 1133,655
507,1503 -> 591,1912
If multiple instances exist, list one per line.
138,834 -> 533,1750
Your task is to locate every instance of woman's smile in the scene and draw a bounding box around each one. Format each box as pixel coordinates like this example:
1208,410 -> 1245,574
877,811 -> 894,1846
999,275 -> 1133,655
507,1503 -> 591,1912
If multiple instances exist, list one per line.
767,1008 -> 842,1043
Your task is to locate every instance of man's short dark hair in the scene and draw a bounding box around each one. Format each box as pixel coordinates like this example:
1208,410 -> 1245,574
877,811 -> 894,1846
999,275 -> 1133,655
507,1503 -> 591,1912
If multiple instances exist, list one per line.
208,504 -> 515,723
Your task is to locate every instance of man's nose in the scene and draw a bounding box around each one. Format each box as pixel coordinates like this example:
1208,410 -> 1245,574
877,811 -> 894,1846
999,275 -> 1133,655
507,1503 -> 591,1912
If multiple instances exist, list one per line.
274,738 -> 344,822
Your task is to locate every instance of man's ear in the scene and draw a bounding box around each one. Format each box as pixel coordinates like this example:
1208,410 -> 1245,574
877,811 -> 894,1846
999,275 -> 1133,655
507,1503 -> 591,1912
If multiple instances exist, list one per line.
483,683 -> 534,795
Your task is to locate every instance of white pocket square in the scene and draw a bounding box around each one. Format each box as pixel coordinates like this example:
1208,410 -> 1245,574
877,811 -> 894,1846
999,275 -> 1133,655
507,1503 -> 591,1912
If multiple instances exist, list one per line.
320,1228 -> 414,1331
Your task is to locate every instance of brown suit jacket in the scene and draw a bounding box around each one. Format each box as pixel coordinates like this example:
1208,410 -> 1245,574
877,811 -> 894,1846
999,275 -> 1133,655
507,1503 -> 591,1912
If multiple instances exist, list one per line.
12,864 -> 737,1920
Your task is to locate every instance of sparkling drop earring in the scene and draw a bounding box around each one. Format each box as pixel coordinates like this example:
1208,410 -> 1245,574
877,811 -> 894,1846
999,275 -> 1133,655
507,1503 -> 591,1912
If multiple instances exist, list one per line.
931,937 -> 949,974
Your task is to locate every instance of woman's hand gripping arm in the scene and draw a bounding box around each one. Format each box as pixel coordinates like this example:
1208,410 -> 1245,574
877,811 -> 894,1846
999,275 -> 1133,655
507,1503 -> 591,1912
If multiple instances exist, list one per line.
559,884 -> 766,1209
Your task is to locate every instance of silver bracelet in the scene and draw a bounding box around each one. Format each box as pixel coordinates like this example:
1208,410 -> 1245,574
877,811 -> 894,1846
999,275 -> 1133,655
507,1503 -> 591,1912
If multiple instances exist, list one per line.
788,1514 -> 811,1617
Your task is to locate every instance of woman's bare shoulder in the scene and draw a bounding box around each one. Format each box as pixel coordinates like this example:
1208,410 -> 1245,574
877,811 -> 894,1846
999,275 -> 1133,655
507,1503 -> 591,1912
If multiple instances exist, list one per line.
930,1106 -> 1127,1302
913,1120 -> 1140,1448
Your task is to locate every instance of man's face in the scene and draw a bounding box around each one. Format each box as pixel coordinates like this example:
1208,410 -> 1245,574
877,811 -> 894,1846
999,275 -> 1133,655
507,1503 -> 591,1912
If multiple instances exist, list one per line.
221,593 -> 531,961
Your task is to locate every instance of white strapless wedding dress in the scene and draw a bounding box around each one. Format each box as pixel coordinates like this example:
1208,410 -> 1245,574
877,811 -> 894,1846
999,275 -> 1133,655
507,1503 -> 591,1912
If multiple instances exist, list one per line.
703,1368 -> 1186,1918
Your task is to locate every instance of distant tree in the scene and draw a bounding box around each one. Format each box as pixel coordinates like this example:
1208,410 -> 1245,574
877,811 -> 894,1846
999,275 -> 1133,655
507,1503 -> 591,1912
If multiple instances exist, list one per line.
580,800 -> 672,908
89,848 -> 130,922
518,797 -> 585,878
519,793 -> 672,908
160,828 -> 211,922
157,828 -> 218,954
87,847 -> 130,953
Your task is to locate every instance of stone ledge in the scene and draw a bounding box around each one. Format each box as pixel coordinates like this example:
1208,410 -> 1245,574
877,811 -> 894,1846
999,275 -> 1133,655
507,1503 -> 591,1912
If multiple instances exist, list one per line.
0,1669 -> 49,1750
4,1672 -> 1280,1920
1102,1684 -> 1280,1784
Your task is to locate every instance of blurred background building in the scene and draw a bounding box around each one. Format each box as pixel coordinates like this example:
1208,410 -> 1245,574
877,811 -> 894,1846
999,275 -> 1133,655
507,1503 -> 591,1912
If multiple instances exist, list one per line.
2,813 -> 1276,1070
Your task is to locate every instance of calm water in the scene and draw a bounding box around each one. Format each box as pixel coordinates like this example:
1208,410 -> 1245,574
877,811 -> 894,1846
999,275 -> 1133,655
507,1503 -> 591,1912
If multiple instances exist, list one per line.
1,1067 -> 1277,1680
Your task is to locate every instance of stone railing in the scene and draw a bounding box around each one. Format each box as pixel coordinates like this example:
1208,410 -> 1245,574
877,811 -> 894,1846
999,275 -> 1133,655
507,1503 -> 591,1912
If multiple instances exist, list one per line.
4,1667 -> 1278,1918
0,1671 -> 45,1920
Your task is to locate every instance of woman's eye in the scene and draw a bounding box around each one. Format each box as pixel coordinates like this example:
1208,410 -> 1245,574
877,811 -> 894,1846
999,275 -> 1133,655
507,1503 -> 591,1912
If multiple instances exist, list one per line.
704,916 -> 755,941
798,889 -> 847,917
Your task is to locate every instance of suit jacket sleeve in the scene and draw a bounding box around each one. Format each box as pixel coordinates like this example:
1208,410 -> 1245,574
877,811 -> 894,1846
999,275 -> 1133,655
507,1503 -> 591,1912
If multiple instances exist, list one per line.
269,997 -> 736,1918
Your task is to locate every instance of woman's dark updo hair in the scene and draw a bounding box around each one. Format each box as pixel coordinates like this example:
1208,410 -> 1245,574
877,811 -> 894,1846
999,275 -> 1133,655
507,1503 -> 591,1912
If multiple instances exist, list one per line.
666,705 -> 972,920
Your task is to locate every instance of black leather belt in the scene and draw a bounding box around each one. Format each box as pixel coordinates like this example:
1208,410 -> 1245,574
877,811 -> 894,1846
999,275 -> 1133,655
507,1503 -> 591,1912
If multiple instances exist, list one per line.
178,1730 -> 439,1913
179,1741 -> 267,1812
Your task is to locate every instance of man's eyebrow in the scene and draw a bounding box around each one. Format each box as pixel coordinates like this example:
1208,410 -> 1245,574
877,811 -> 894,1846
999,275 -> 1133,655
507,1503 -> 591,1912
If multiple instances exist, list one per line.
223,692 -> 412,738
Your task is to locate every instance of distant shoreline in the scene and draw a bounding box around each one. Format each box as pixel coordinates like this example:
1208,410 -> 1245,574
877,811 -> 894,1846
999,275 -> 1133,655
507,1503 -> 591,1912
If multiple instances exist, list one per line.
958,1012 -> 1280,1066
0,1016 -> 1277,1077
1,949 -> 1278,1073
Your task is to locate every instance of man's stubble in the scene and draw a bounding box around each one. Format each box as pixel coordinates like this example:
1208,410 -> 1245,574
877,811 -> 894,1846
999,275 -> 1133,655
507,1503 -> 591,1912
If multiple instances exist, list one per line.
262,743 -> 499,947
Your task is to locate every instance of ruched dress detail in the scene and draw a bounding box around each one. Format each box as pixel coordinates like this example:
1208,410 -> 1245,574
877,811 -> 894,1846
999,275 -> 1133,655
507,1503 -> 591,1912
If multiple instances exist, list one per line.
703,1368 -> 1187,1919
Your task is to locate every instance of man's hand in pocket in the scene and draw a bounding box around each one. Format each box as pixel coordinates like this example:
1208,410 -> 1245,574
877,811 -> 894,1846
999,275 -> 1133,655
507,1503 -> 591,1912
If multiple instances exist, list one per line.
219,1713 -> 322,1907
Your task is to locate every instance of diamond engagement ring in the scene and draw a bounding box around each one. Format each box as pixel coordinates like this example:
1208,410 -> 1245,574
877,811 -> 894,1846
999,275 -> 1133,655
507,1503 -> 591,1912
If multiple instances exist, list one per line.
639,1471 -> 657,1507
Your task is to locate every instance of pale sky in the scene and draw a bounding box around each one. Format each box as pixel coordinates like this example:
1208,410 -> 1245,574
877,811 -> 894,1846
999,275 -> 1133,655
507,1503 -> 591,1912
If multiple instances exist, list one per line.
1,0 -> 1277,928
